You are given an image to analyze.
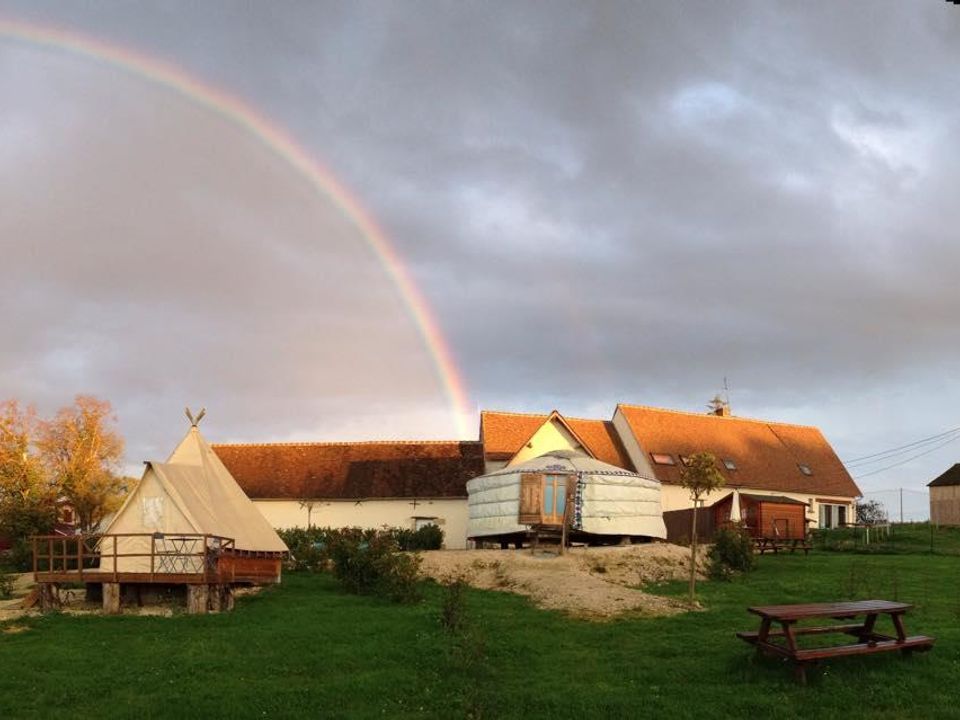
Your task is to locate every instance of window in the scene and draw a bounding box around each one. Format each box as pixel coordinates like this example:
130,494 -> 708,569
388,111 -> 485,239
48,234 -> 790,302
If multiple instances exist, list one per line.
542,474 -> 568,524
818,503 -> 849,529
798,464 -> 813,476
651,453 -> 676,466
723,458 -> 737,471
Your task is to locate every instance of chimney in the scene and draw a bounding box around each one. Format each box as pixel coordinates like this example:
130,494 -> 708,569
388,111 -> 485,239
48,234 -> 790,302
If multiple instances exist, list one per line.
707,394 -> 731,417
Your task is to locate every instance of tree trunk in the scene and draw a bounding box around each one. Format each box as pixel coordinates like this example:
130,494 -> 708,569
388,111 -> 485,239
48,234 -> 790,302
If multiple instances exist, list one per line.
689,501 -> 699,602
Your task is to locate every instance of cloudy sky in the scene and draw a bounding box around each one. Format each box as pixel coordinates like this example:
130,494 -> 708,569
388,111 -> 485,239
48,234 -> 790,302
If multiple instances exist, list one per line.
2,1 -> 959,517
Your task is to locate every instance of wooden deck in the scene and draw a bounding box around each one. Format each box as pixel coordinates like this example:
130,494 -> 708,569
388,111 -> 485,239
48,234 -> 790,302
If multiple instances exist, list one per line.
32,533 -> 284,586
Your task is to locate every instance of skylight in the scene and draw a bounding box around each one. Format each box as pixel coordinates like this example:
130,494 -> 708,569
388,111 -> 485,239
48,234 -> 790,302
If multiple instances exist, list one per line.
723,458 -> 737,471
798,464 -> 813,476
651,453 -> 676,466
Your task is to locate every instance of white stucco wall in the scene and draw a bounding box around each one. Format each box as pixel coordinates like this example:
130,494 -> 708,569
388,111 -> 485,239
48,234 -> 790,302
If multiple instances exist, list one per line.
252,498 -> 470,549
660,484 -> 855,527
506,419 -> 584,466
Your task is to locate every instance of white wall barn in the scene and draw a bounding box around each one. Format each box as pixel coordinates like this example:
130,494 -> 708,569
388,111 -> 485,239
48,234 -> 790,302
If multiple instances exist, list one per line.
212,440 -> 484,549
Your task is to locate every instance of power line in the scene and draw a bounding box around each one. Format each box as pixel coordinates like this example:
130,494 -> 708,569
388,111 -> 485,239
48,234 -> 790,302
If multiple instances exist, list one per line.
843,426 -> 960,466
852,433 -> 960,479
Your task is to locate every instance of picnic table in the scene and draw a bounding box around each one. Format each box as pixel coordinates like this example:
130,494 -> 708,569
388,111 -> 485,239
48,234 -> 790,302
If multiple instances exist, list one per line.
737,600 -> 934,683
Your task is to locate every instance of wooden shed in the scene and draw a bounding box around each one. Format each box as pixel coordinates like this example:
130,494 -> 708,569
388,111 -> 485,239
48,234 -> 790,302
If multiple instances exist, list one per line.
928,464 -> 960,526
712,492 -> 809,540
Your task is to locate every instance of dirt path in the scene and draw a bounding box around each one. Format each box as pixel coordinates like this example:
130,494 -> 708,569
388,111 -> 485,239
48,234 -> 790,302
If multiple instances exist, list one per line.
419,543 -> 706,619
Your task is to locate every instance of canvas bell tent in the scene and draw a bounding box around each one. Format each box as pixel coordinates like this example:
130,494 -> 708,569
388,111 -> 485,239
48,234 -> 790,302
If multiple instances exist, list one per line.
467,450 -> 667,544
95,419 -> 288,584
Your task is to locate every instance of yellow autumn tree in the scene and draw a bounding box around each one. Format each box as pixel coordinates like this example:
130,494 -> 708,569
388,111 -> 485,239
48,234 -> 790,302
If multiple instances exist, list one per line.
0,400 -> 56,544
38,396 -> 127,533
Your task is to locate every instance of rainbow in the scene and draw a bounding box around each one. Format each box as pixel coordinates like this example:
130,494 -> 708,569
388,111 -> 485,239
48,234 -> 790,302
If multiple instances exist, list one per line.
0,17 -> 472,438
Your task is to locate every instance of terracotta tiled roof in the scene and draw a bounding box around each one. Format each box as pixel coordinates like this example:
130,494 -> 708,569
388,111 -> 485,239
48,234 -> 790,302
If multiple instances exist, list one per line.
928,464 -> 960,487
616,404 -> 861,499
212,441 -> 485,499
479,411 -> 634,470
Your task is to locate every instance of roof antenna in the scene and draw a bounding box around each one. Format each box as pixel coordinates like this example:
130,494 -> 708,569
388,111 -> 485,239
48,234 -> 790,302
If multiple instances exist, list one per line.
185,407 -> 206,427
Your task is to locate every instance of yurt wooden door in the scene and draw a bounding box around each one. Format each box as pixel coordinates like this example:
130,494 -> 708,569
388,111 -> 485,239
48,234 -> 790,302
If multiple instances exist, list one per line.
519,473 -> 572,526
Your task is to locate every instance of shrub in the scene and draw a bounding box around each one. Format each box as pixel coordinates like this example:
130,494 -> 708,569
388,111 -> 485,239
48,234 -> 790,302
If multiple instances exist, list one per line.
407,524 -> 444,551
279,524 -> 443,573
708,524 -> 755,580
439,575 -> 469,633
277,527 -> 337,572
0,571 -> 13,599
327,528 -> 422,604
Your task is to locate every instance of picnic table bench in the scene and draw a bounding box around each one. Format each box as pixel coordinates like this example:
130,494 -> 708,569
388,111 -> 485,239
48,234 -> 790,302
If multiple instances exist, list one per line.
737,600 -> 934,683
754,537 -> 811,555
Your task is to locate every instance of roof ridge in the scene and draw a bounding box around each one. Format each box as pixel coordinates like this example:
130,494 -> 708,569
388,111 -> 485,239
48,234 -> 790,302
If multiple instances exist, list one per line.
212,439 -> 481,448
480,409 -> 608,424
615,403 -> 821,431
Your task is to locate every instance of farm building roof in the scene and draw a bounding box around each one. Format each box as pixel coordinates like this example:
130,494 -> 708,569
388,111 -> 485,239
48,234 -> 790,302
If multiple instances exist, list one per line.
928,464 -> 960,487
212,440 -> 485,499
479,410 -> 633,469
615,404 -> 861,499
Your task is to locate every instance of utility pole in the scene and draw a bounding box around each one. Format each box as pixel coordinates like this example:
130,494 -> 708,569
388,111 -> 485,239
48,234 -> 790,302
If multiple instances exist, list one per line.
900,488 -> 904,525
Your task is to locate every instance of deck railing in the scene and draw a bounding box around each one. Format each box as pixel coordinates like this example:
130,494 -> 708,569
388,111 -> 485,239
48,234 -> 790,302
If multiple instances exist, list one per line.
32,533 -> 236,583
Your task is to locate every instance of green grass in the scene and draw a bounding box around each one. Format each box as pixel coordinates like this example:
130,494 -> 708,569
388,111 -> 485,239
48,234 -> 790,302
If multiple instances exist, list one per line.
2,551 -> 959,719
813,522 -> 960,556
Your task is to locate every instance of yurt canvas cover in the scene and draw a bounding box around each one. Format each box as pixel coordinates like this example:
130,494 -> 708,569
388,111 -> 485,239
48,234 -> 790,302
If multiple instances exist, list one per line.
467,450 -> 667,539
97,424 -> 288,574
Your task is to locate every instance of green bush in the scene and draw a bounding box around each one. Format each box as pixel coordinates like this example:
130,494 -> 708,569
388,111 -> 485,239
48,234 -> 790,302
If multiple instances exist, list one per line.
278,523 -> 443,573
401,524 -> 444,551
327,528 -> 422,604
708,524 -> 755,580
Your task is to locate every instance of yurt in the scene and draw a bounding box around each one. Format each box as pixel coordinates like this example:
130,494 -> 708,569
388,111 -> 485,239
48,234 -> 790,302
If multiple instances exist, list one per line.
467,450 -> 666,544
95,415 -> 288,583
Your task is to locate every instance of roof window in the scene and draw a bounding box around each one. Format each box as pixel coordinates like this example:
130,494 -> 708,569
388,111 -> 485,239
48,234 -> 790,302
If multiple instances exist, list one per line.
723,458 -> 737,471
651,453 -> 676,466
798,464 -> 813,476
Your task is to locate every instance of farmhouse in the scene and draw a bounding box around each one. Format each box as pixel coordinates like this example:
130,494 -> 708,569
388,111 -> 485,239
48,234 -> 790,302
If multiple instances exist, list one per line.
209,402 -> 858,549
481,404 -> 860,532
212,440 -> 485,549
928,464 -> 960,526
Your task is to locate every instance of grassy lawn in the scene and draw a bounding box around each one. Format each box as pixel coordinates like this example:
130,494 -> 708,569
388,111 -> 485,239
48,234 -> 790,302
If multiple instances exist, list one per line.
1,547 -> 958,719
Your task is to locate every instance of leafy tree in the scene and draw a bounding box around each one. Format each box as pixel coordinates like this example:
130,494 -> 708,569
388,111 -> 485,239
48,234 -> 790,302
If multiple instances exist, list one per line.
0,401 -> 56,546
856,499 -> 888,526
679,451 -> 725,602
37,396 -> 126,533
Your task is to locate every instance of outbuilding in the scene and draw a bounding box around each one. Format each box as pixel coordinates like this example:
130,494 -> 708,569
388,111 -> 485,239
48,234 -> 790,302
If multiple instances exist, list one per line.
929,464 -> 960,526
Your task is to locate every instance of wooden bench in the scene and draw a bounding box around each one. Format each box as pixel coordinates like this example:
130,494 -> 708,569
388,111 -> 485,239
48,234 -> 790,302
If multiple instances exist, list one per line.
738,600 -> 934,682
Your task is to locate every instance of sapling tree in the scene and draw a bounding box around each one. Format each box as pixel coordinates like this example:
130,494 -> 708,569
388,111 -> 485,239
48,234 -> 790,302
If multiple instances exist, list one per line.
680,452 -> 725,602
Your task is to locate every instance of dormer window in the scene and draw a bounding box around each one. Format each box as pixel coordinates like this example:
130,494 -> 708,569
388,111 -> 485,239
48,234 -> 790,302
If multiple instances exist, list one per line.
798,464 -> 813,476
723,458 -> 737,471
651,453 -> 676,466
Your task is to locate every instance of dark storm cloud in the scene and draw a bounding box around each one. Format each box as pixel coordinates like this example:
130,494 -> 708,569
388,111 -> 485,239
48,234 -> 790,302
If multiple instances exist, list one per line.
2,1 -> 959,512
